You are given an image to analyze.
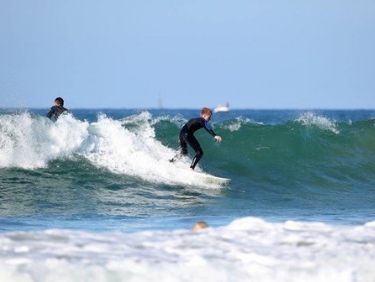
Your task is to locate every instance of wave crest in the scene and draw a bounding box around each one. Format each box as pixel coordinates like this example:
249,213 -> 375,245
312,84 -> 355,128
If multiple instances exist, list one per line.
296,112 -> 339,134
0,113 -> 88,169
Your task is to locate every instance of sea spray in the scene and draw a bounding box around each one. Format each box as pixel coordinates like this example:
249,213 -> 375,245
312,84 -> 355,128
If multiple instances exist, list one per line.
0,113 -> 88,168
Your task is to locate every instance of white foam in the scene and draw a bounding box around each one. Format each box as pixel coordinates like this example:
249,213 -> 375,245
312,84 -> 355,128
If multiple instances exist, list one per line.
0,113 -> 89,169
365,220 -> 375,227
0,112 -> 222,187
296,112 -> 339,134
0,217 -> 374,282
221,117 -> 254,132
81,113 -> 220,187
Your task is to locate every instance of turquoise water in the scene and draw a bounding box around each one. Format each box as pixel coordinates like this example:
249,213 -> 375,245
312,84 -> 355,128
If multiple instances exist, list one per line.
0,109 -> 374,281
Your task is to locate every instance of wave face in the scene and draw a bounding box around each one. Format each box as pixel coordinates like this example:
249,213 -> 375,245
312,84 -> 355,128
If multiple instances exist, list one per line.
215,111 -> 375,191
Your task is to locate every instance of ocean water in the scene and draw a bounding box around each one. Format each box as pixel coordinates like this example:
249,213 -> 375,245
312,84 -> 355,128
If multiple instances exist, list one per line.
0,108 -> 374,281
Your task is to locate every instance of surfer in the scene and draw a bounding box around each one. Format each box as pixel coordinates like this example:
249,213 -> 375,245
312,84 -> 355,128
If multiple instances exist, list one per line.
46,97 -> 69,120
172,107 -> 222,170
192,221 -> 209,231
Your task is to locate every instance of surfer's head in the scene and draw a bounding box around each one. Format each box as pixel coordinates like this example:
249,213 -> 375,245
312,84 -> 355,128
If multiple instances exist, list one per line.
192,221 -> 209,231
54,97 -> 64,106
201,107 -> 212,121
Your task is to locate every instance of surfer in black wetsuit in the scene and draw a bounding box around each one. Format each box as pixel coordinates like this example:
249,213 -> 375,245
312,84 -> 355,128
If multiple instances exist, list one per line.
173,107 -> 222,170
46,97 -> 68,120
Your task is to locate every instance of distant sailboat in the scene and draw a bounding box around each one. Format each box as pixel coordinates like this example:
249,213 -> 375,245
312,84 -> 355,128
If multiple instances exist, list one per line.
214,102 -> 230,113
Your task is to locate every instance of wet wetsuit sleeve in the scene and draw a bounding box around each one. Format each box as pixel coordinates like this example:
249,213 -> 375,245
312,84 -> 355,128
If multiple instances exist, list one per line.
46,107 -> 54,118
46,106 -> 68,119
203,121 -> 217,137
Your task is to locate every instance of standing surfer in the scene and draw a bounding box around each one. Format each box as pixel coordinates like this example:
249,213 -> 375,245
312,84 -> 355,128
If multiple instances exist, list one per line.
172,107 -> 222,170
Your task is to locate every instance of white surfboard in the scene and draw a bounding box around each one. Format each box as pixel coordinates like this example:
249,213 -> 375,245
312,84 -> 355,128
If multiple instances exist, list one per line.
170,157 -> 231,185
190,170 -> 231,185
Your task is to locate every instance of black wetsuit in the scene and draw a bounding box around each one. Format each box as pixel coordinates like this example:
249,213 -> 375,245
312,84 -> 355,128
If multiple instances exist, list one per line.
46,106 -> 68,120
179,117 -> 217,169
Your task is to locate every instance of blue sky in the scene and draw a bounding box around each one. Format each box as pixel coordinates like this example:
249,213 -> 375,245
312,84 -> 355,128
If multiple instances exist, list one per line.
1,0 -> 374,109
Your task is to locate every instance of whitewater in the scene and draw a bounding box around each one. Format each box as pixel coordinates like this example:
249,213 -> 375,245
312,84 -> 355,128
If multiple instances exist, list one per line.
0,108 -> 374,281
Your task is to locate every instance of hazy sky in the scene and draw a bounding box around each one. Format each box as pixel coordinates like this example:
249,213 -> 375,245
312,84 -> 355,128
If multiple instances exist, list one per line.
1,0 -> 374,109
